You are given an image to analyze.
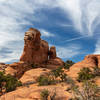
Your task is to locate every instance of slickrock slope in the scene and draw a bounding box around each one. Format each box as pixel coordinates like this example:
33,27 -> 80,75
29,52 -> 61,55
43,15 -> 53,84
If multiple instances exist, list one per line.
19,68 -> 50,84
0,83 -> 70,100
67,54 -> 100,79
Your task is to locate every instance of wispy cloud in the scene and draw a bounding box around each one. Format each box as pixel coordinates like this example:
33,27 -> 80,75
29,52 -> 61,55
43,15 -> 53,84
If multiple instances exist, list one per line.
56,44 -> 81,59
94,39 -> 100,54
57,0 -> 100,36
40,29 -> 55,37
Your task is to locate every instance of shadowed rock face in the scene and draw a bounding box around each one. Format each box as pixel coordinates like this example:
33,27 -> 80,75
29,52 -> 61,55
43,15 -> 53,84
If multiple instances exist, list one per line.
20,28 -> 49,64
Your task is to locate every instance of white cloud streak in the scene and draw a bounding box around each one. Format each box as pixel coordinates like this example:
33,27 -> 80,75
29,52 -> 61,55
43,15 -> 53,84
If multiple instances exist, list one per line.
94,39 -> 100,54
40,29 -> 55,37
57,0 -> 100,36
56,44 -> 81,59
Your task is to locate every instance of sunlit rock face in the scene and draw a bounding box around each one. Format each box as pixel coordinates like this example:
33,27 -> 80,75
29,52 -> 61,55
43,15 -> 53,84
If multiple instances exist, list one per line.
20,28 -> 64,67
20,28 -> 49,64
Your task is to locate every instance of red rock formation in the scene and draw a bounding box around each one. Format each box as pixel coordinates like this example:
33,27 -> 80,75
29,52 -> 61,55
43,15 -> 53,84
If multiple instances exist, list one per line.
49,46 -> 56,59
20,28 -> 49,64
5,28 -> 64,78
20,28 -> 64,67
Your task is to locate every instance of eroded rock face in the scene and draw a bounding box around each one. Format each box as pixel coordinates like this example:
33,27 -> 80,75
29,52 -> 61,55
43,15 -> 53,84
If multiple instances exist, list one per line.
20,28 -> 64,67
5,61 -> 32,78
20,28 -> 49,64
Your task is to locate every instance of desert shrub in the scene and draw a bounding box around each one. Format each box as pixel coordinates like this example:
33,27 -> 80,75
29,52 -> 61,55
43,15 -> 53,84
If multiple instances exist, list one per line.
93,66 -> 100,76
77,67 -> 94,82
31,63 -> 38,68
0,72 -> 22,93
5,74 -> 22,92
40,89 -> 56,100
51,66 -> 67,82
37,75 -> 55,86
64,60 -> 75,69
38,67 -> 67,86
72,81 -> 100,100
49,89 -> 56,100
65,76 -> 75,85
40,89 -> 49,100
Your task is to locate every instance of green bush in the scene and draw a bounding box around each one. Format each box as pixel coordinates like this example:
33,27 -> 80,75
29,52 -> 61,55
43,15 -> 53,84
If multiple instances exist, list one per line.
37,75 -> 55,86
5,74 -> 22,92
64,60 -> 75,69
38,67 -> 67,86
0,72 -> 22,93
77,67 -> 94,82
40,89 -> 49,100
51,67 -> 67,82
93,67 -> 100,76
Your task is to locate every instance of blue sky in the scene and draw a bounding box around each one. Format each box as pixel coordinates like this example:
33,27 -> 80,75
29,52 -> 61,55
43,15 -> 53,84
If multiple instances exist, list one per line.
0,0 -> 100,63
